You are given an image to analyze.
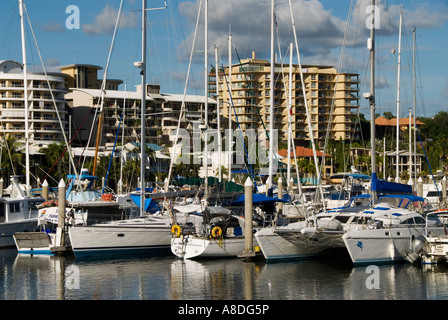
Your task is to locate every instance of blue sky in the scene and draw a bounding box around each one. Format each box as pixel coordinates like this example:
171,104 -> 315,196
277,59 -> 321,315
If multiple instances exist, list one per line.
1,0 -> 447,119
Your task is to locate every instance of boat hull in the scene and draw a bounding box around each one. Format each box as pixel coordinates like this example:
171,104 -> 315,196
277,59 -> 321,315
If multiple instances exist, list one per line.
0,219 -> 39,248
171,235 -> 257,259
255,226 -> 347,261
69,224 -> 172,257
342,227 -> 427,265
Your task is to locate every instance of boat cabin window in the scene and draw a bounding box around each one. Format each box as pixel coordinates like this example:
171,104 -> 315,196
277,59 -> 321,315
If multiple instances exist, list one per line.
9,202 -> 20,213
334,216 -> 351,224
352,216 -> 372,225
413,216 -> 426,225
400,217 -> 425,225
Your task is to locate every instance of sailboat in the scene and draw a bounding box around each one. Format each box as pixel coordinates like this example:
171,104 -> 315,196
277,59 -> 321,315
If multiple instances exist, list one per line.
341,6 -> 448,266
68,0 -> 182,257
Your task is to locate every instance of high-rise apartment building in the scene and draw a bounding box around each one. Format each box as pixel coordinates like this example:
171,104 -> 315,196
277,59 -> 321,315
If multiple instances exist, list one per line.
210,52 -> 360,148
0,60 -> 68,146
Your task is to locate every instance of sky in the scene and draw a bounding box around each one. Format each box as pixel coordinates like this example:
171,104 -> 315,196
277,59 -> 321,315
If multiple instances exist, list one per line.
1,0 -> 447,120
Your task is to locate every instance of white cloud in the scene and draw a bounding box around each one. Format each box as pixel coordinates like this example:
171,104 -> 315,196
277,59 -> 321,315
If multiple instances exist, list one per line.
176,0 -> 360,68
353,0 -> 448,36
82,5 -> 138,35
41,22 -> 65,33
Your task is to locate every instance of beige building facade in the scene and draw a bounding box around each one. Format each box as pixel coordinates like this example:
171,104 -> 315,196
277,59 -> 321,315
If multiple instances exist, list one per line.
0,60 -> 68,146
210,52 -> 360,148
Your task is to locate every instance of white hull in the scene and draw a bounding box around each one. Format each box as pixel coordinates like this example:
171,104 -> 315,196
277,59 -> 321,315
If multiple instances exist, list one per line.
69,217 -> 173,257
255,225 -> 346,261
171,235 -> 257,259
342,227 -> 427,265
0,219 -> 39,248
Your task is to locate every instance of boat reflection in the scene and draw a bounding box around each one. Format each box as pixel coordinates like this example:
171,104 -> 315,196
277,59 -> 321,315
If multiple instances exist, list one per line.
5,250 -> 448,300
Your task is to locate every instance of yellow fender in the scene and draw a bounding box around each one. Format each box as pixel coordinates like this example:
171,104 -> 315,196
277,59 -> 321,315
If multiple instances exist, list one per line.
171,224 -> 181,237
211,226 -> 222,238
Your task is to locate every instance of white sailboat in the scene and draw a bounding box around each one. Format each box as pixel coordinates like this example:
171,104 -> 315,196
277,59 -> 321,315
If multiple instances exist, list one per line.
68,0 -> 179,257
171,0 -> 256,260
171,205 -> 258,259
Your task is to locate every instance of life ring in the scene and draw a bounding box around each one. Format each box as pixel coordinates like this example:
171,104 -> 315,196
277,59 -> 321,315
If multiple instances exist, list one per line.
211,226 -> 222,238
171,224 -> 181,237
102,194 -> 114,201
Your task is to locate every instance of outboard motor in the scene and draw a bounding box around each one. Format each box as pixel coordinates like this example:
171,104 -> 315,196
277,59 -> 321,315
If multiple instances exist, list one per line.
405,235 -> 428,263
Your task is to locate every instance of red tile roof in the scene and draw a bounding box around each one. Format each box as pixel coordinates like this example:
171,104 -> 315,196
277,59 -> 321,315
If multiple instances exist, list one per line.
375,116 -> 424,126
278,146 -> 332,158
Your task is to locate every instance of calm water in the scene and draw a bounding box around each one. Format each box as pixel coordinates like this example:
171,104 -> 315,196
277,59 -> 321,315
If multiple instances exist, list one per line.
1,248 -> 448,301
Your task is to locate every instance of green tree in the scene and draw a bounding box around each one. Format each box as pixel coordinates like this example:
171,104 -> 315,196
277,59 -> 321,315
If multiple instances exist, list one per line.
39,142 -> 69,184
0,136 -> 24,179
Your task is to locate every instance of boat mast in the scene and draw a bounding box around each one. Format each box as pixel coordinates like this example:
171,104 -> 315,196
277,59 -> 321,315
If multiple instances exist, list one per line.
412,27 -> 417,182
268,0 -> 275,192
215,46 -> 222,183
19,0 -> 30,196
140,0 -> 147,217
287,42 -> 293,191
228,31 -> 232,182
395,10 -> 403,182
367,0 -> 377,205
203,0 -> 209,202
287,0 -> 324,208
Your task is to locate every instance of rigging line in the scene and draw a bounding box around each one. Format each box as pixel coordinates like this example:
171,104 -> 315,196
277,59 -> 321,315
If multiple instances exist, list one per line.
39,107 -> 94,187
166,0 -> 202,191
232,45 -> 280,188
218,61 -> 257,191
91,0 -> 124,178
4,137 -> 17,176
287,0 -> 324,211
319,0 -> 354,183
23,3 -> 80,186
416,126 -> 440,197
275,39 -> 293,186
102,113 -> 124,194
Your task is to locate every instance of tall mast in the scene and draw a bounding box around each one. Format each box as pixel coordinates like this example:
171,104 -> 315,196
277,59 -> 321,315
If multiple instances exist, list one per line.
19,0 -> 30,196
203,0 -> 208,201
268,0 -> 275,191
215,46 -> 221,183
412,27 -> 417,182
395,10 -> 403,182
140,0 -> 147,217
228,32 -> 232,182
368,0 -> 377,205
287,42 -> 293,190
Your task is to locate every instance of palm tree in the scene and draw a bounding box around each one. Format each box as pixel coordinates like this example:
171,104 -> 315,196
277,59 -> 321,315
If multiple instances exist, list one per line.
0,136 -> 24,179
39,142 -> 69,185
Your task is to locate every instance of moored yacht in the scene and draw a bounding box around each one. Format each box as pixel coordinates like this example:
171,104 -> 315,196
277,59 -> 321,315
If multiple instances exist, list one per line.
171,205 -> 259,259
342,195 -> 447,265
255,194 -> 371,261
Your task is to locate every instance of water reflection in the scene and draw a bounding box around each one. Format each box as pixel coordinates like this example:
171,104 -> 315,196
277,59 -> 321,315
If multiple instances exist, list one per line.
2,249 -> 448,300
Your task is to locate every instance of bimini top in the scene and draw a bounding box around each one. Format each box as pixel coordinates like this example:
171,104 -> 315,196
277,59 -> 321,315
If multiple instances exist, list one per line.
379,194 -> 425,202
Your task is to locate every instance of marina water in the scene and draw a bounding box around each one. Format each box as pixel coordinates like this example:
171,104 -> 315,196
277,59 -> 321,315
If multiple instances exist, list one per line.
1,249 -> 448,301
